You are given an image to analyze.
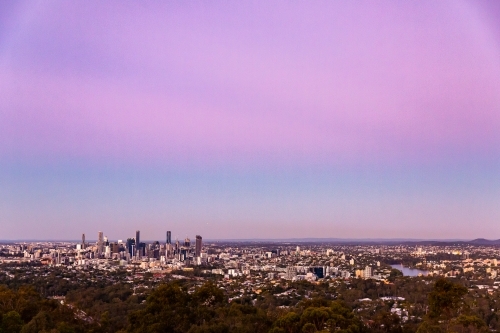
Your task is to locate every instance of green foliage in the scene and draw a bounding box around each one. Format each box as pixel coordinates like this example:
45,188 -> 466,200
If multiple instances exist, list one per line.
371,311 -> 402,333
455,314 -> 487,332
0,285 -> 91,333
127,281 -> 272,333
275,312 -> 300,333
427,278 -> 467,320
20,311 -> 52,333
1,310 -> 23,333
64,282 -> 142,332
269,328 -> 286,333
416,320 -> 444,333
57,321 -> 77,333
271,300 -> 364,333
128,283 -> 190,332
418,279 -> 487,333
301,322 -> 316,333
388,269 -> 403,282
4,269 -> 498,333
301,307 -> 333,331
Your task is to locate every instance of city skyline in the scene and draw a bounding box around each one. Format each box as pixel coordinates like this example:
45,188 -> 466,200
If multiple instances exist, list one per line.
1,1 -> 500,240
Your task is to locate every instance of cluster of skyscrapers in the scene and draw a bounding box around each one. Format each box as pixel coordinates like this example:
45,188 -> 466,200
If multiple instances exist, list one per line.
78,230 -> 203,264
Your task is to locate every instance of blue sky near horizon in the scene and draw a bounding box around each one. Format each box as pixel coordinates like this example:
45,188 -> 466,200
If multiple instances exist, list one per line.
1,160 -> 498,240
1,1 -> 500,240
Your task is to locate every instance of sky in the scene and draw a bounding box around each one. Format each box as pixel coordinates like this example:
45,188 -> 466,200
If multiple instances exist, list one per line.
1,1 -> 500,241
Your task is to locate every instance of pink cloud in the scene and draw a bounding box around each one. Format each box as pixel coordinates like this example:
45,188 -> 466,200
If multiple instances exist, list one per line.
1,1 -> 499,168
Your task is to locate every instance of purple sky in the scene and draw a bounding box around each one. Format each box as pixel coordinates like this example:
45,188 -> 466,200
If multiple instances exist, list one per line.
1,1 -> 500,240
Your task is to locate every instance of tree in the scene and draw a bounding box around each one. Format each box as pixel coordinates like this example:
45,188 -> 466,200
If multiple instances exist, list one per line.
128,283 -> 190,333
418,278 -> 487,333
1,310 -> 23,333
301,307 -> 332,331
20,311 -> 52,333
274,312 -> 300,333
388,269 -> 403,282
301,322 -> 317,333
428,279 -> 467,320
372,311 -> 402,333
455,314 -> 487,333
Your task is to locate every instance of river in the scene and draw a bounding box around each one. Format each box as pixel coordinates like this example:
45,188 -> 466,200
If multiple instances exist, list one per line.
390,264 -> 428,277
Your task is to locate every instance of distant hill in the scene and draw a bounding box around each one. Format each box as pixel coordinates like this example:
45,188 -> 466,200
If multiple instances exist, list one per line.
468,238 -> 500,245
204,238 -> 500,246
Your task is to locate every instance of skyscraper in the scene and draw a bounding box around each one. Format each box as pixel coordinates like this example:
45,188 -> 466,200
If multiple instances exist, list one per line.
195,235 -> 202,257
126,238 -> 135,256
165,231 -> 172,258
135,230 -> 140,246
97,231 -> 104,256
82,233 -> 85,249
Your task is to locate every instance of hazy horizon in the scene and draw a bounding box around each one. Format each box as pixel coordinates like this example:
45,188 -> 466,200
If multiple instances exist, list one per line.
0,237 -> 485,243
1,1 -> 500,240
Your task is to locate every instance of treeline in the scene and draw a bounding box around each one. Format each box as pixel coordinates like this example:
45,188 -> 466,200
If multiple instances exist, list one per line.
126,281 -> 365,333
0,285 -> 91,333
0,277 -> 497,332
125,279 -> 495,333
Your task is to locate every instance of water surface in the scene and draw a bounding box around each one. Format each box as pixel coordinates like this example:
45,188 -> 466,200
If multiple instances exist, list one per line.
390,264 -> 428,277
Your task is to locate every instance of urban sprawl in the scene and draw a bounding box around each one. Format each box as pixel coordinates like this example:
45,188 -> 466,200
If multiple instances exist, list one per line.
2,232 -> 500,332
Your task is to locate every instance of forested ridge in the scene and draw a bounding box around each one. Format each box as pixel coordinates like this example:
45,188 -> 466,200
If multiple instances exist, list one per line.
0,273 -> 496,333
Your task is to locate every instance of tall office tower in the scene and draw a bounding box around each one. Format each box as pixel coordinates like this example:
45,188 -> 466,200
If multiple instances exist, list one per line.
105,245 -> 111,258
166,243 -> 173,258
166,231 -> 171,244
138,242 -> 146,257
195,235 -> 202,257
82,233 -> 85,249
97,231 -> 104,256
184,237 -> 190,247
126,238 -> 135,256
135,230 -> 140,246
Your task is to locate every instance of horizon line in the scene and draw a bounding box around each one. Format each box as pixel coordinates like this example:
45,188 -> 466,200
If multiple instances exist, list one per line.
0,237 -> 495,243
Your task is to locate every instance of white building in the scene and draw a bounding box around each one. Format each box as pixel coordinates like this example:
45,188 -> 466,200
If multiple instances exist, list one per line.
363,266 -> 372,278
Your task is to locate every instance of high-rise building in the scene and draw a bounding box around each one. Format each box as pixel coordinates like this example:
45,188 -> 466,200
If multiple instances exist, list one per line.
184,237 -> 190,247
363,266 -> 372,279
138,242 -> 146,257
195,235 -> 202,257
285,266 -> 297,280
135,230 -> 140,246
82,233 -> 85,249
97,231 -> 104,256
126,238 -> 135,256
166,243 -> 173,258
311,266 -> 325,279
166,231 -> 171,244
